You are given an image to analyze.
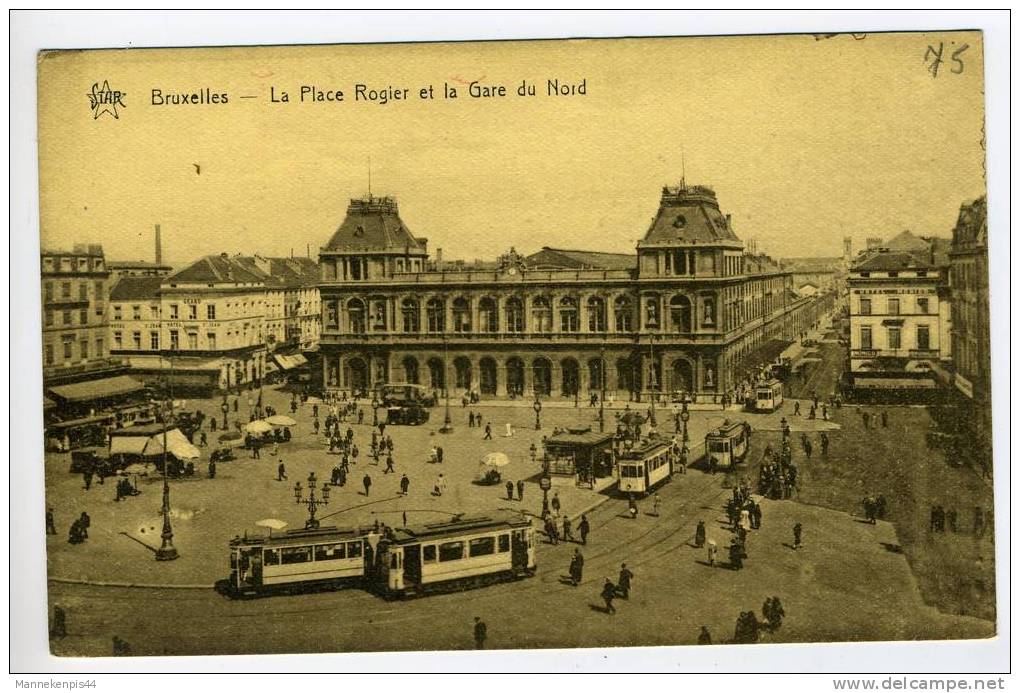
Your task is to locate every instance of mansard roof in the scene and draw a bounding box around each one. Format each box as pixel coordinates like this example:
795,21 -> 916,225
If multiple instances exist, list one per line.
323,195 -> 428,254
639,183 -> 742,248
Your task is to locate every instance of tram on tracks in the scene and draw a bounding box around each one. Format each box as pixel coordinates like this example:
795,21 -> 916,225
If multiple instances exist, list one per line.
705,419 -> 752,471
617,438 -> 676,496
751,379 -> 785,413
227,511 -> 535,599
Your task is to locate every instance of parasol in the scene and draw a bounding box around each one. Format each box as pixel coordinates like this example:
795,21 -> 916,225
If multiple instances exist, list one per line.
266,414 -> 297,427
245,420 -> 273,434
481,452 -> 511,467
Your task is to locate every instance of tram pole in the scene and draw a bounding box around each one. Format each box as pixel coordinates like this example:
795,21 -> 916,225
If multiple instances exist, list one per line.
155,353 -> 178,561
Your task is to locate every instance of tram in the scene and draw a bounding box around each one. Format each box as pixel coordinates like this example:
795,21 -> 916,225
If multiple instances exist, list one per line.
617,439 -> 675,496
227,511 -> 535,598
704,419 -> 752,471
752,379 -> 785,413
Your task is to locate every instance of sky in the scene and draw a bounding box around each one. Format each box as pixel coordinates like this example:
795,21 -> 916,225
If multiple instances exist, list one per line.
37,31 -> 986,266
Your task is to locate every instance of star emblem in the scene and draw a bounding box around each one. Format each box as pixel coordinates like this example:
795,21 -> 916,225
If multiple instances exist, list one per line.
88,80 -> 126,120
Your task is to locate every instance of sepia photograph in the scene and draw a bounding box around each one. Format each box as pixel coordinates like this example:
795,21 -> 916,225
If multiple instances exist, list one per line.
10,10 -> 1009,676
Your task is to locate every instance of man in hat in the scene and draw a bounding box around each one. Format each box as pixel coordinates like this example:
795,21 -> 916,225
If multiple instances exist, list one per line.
473,617 -> 487,649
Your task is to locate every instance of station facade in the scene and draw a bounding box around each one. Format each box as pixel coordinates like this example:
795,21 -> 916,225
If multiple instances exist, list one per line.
317,185 -> 833,403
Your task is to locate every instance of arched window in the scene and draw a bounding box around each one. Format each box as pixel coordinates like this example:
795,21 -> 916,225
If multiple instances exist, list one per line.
669,295 -> 693,333
452,297 -> 471,332
531,296 -> 552,333
347,298 -> 366,334
614,296 -> 633,332
427,358 -> 445,390
402,356 -> 420,384
586,296 -> 606,332
454,357 -> 472,390
479,297 -> 498,333
426,298 -> 445,333
588,358 -> 605,391
559,296 -> 579,333
401,299 -> 419,333
505,297 -> 524,333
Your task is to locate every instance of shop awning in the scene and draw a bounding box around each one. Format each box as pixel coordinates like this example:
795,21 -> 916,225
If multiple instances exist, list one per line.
110,435 -> 149,455
733,339 -> 794,378
854,377 -> 935,389
44,397 -> 57,410
49,375 -> 144,403
272,353 -> 309,370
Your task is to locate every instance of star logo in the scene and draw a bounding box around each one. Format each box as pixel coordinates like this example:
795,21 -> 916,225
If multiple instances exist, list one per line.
88,80 -> 126,120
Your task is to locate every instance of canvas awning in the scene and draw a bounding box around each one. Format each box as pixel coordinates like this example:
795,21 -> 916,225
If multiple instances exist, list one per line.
272,353 -> 309,370
48,375 -> 144,403
110,435 -> 149,456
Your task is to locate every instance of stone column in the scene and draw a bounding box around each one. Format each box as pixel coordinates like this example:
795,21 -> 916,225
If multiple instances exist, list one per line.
607,295 -> 616,333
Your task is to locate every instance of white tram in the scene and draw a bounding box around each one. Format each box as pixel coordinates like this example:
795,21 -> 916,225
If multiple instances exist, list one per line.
705,419 -> 752,470
752,379 -> 785,413
617,439 -> 675,496
227,512 -> 535,599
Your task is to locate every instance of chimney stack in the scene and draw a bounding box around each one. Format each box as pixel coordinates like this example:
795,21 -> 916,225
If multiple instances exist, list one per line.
155,224 -> 162,265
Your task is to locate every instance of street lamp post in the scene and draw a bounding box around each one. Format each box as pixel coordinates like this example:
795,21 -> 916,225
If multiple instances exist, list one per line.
371,396 -> 380,427
681,399 -> 691,450
439,338 -> 454,434
647,342 -> 657,431
599,348 -> 607,433
539,473 -> 551,517
294,471 -> 331,529
155,373 -> 178,561
533,394 -> 542,431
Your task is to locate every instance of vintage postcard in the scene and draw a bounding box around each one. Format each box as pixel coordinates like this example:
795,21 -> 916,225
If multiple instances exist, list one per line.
34,30 -> 994,658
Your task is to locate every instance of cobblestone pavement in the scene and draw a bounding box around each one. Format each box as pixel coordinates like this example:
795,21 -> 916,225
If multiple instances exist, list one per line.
48,456 -> 993,657
45,386 -> 732,586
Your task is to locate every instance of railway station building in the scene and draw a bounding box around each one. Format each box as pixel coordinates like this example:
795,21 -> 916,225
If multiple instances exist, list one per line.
317,183 -> 833,403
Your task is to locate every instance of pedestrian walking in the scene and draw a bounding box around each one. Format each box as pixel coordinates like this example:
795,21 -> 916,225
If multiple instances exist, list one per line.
399,473 -> 410,495
628,494 -> 638,520
78,511 -> 90,540
473,617 -> 487,649
208,459 -> 217,479
362,473 -> 372,496
601,578 -> 617,614
516,479 -> 525,502
694,520 -> 706,548
277,461 -> 287,481
617,563 -> 633,599
707,539 -> 718,566
793,401 -> 801,416
563,515 -> 574,543
432,473 -> 446,497
569,548 -> 584,586
505,480 -> 514,501
384,454 -> 395,474
83,467 -> 93,491
544,515 -> 559,544
551,492 -> 561,515
652,493 -> 662,517
578,514 -> 590,545
822,404 -> 828,421
697,626 -> 712,645
820,432 -> 829,456
483,423 -> 492,440
46,507 -> 57,535
793,522 -> 803,549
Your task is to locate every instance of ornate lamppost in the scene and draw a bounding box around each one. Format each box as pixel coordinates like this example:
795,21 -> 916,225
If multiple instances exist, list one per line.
371,395 -> 380,427
533,393 -> 542,431
156,373 -> 178,561
598,346 -> 607,433
294,471 -> 331,529
680,398 -> 691,466
539,471 -> 551,516
439,337 -> 454,434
